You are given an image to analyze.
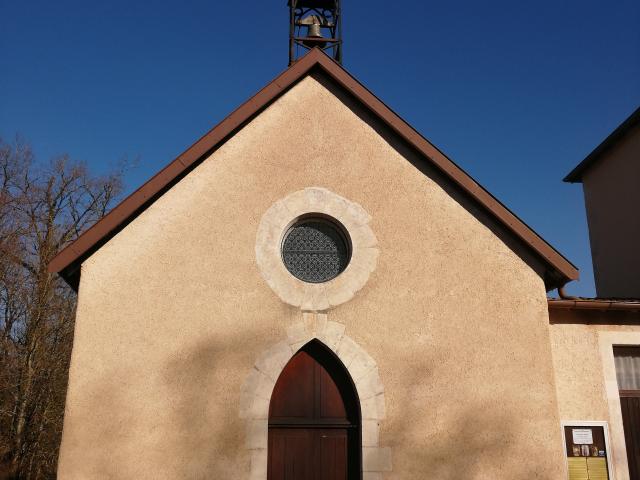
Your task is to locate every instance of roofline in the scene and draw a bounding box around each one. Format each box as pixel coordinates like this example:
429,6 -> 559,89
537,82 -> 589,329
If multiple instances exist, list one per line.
564,106 -> 640,183
548,298 -> 640,325
548,298 -> 640,312
48,48 -> 579,290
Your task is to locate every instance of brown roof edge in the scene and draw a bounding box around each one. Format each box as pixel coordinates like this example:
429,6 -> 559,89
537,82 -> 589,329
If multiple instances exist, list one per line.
564,106 -> 640,183
49,48 -> 579,290
548,298 -> 640,325
549,298 -> 640,311
47,51 -> 323,283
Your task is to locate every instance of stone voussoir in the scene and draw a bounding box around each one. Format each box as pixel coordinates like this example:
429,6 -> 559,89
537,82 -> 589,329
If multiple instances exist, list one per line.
255,341 -> 294,381
316,320 -> 346,352
348,345 -> 378,381
356,368 -> 384,400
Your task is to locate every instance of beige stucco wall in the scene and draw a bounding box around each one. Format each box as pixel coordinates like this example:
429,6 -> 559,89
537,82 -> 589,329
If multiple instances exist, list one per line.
549,321 -> 640,480
58,73 -> 566,479
549,323 -> 612,421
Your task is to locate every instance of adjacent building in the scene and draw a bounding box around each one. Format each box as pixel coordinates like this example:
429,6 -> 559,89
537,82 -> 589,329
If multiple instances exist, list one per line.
564,107 -> 640,299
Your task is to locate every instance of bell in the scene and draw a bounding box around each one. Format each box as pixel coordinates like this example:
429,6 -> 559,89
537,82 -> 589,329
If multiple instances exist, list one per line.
303,17 -> 326,48
307,23 -> 323,38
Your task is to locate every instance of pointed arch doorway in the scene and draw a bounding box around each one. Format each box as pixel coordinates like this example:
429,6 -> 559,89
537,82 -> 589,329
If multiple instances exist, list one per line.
268,340 -> 361,480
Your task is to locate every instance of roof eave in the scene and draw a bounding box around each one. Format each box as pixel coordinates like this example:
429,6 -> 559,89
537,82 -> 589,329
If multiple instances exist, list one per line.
49,48 -> 578,292
564,106 -> 640,183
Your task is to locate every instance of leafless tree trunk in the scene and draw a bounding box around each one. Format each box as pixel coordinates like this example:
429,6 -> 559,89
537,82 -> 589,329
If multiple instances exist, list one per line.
0,136 -> 124,479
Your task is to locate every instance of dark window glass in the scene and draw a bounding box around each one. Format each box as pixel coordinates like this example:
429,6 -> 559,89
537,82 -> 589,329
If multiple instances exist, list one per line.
282,219 -> 350,283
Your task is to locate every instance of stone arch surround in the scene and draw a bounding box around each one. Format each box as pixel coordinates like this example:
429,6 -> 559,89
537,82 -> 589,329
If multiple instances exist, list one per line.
239,313 -> 391,479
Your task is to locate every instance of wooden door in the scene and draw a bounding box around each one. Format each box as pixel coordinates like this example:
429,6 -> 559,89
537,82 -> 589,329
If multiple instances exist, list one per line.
268,341 -> 360,480
614,347 -> 640,479
620,393 -> 640,479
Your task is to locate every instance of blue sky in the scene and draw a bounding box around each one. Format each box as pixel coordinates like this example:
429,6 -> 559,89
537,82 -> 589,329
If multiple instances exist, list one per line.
2,0 -> 639,296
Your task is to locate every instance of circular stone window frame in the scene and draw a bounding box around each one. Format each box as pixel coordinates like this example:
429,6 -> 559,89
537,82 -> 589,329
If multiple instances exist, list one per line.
256,187 -> 378,311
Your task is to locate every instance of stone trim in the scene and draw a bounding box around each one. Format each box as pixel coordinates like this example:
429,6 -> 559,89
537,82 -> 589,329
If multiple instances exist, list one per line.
255,188 -> 378,310
240,315 -> 391,479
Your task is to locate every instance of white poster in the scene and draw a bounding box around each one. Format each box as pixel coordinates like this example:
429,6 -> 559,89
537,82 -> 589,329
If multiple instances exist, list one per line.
572,429 -> 594,445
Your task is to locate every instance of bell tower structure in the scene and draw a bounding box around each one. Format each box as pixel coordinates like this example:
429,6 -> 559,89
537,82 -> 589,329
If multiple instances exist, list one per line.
288,0 -> 342,65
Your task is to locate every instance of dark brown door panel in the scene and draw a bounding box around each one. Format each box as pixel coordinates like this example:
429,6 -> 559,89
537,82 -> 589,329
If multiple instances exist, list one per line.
268,341 -> 360,479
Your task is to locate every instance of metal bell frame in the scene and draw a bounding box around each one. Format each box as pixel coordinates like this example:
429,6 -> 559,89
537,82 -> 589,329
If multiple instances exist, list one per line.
288,0 -> 342,65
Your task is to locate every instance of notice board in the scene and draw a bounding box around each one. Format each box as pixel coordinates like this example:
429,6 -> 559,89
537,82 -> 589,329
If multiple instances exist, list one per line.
563,425 -> 610,480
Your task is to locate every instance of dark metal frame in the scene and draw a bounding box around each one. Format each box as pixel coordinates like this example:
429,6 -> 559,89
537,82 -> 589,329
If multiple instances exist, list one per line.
289,0 -> 342,65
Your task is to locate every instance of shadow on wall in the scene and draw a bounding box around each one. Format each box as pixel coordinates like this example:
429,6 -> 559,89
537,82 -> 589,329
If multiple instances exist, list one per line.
159,334 -> 248,478
73,331 -> 251,479
388,359 -> 562,480
72,337 -> 562,479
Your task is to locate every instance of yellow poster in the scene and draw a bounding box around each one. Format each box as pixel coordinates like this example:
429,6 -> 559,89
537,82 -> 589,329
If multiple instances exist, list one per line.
567,457 -> 609,480
586,457 -> 609,480
567,458 -> 589,480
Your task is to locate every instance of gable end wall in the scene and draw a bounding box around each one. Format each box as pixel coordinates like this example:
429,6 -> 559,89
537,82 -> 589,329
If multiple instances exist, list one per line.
58,75 -> 565,479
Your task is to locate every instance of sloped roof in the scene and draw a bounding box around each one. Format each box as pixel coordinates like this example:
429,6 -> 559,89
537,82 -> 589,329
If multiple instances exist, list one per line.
564,106 -> 640,183
48,48 -> 578,290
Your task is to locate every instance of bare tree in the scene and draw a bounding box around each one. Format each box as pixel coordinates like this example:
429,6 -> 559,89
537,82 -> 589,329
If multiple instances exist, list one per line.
0,136 -> 124,479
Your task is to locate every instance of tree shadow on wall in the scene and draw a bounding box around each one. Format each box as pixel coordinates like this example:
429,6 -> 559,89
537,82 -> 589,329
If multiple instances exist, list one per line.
160,334 -> 249,479
80,335 -> 564,479
81,331 -> 251,479
389,362 -> 564,480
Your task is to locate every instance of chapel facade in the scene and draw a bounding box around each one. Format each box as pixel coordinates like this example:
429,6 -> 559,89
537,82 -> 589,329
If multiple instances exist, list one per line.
48,45 -> 640,480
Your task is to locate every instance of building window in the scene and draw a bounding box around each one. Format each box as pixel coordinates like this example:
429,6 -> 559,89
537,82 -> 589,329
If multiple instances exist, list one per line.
281,216 -> 350,283
614,346 -> 640,478
614,347 -> 640,390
